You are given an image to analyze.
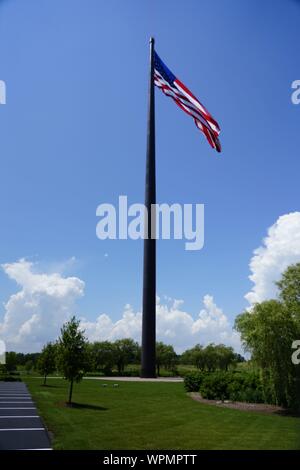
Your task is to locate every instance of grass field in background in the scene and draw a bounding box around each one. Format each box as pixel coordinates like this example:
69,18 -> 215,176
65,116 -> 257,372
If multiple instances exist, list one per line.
24,377 -> 300,450
18,361 -> 255,378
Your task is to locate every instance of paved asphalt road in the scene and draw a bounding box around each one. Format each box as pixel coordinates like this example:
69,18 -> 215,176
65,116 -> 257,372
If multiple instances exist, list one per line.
0,382 -> 51,450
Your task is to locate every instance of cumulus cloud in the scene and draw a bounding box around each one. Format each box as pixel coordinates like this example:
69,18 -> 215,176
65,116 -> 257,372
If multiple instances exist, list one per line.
0,259 -> 84,352
81,295 -> 241,354
245,212 -> 300,306
0,259 -> 240,353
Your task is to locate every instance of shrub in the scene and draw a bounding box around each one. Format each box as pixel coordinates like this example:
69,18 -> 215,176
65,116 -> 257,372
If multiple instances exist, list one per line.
227,371 -> 264,403
199,370 -> 264,402
184,371 -> 205,392
200,371 -> 231,400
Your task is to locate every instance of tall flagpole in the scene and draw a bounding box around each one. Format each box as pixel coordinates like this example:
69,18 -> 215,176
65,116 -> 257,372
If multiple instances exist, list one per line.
141,37 -> 156,378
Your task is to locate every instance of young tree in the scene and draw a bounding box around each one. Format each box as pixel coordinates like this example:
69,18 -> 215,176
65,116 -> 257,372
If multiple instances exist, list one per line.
37,342 -> 57,385
57,316 -> 88,404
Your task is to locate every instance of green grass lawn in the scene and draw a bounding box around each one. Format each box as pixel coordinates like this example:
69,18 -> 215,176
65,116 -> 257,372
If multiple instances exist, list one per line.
24,377 -> 300,450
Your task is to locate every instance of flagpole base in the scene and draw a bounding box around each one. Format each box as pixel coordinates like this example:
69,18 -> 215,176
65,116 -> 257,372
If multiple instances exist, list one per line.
140,369 -> 157,379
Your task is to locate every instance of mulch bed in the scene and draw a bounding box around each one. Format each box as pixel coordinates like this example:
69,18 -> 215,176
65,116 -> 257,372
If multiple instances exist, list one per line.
189,392 -> 290,415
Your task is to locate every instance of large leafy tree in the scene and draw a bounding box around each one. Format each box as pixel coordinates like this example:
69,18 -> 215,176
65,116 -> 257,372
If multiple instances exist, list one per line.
57,316 -> 88,404
235,264 -> 300,411
5,351 -> 18,373
203,344 -> 219,372
235,300 -> 297,406
181,343 -> 237,371
277,263 -> 300,320
181,344 -> 206,370
155,342 -> 177,376
214,344 -> 236,371
89,341 -> 115,374
37,342 -> 57,385
24,360 -> 34,374
113,339 -> 140,374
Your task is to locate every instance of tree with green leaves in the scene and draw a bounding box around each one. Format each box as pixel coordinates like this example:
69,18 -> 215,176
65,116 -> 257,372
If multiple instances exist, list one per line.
181,343 -> 236,371
24,359 -> 34,375
88,341 -> 116,374
113,338 -> 140,375
155,342 -> 177,376
277,262 -> 300,321
235,281 -> 300,410
202,344 -> 219,372
57,316 -> 88,404
215,344 -> 236,371
5,351 -> 18,373
37,342 -> 57,385
181,344 -> 206,370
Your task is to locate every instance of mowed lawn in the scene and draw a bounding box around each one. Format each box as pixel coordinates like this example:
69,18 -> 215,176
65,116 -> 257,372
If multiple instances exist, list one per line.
24,378 -> 300,450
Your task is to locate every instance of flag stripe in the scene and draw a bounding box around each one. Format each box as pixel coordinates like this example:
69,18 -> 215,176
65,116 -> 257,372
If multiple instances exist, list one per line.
154,52 -> 221,152
154,70 -> 219,135
154,73 -> 218,137
174,79 -> 220,133
155,72 -> 220,149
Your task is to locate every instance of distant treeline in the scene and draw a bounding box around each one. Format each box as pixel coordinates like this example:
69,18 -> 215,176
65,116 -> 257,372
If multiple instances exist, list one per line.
3,341 -> 243,378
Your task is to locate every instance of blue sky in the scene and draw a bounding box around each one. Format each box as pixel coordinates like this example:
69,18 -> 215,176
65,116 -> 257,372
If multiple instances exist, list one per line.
0,0 -> 300,352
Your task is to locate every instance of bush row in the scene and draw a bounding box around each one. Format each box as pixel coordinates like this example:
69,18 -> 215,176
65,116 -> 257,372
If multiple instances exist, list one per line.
184,370 -> 264,403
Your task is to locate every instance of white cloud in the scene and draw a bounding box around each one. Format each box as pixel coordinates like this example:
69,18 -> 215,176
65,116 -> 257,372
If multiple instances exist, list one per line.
0,259 -> 84,352
0,259 -> 240,353
245,212 -> 300,306
81,295 -> 241,354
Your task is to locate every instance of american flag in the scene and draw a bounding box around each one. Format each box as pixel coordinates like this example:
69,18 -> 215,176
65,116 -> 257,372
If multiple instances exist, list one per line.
154,52 -> 221,152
